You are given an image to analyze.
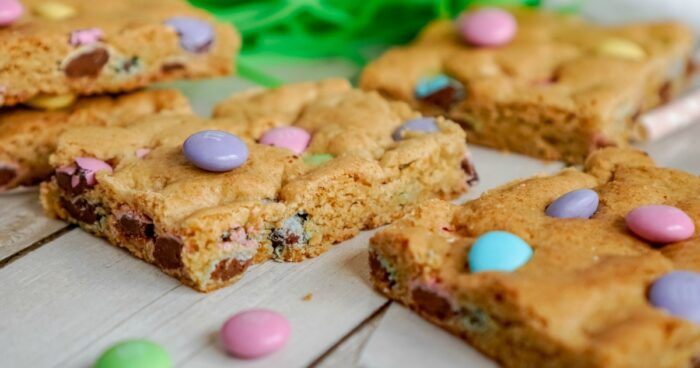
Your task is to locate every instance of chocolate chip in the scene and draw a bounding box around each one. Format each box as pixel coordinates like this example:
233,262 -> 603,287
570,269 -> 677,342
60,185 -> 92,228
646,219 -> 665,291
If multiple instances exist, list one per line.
686,58 -> 697,78
421,84 -> 465,111
153,235 -> 184,269
269,213 -> 309,259
691,356 -> 700,368
369,252 -> 395,289
211,258 -> 251,281
60,197 -> 98,224
0,167 -> 17,187
461,156 -> 479,187
64,47 -> 109,78
56,170 -> 89,195
659,81 -> 673,104
161,62 -> 185,73
412,287 -> 455,320
117,214 -> 155,240
120,56 -> 140,73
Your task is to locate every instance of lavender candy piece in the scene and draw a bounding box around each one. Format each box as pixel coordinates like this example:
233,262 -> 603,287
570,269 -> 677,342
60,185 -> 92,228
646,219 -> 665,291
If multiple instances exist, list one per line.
649,271 -> 700,323
392,117 -> 439,141
164,16 -> 214,53
183,130 -> 248,172
545,189 -> 599,219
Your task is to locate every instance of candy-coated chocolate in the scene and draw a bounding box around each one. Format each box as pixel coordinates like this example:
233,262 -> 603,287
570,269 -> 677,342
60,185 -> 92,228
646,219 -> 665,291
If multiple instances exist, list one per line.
135,148 -> 151,159
596,38 -> 646,61
183,130 -> 248,172
625,205 -> 695,243
458,8 -> 517,47
220,309 -> 290,359
164,16 -> 214,53
392,117 -> 439,141
32,1 -> 76,20
259,126 -> 310,155
70,28 -> 103,46
648,271 -> 700,324
0,0 -> 23,26
468,231 -> 532,273
74,157 -> 112,186
545,188 -> 599,219
303,153 -> 334,166
94,339 -> 171,368
415,74 -> 451,99
25,94 -> 76,110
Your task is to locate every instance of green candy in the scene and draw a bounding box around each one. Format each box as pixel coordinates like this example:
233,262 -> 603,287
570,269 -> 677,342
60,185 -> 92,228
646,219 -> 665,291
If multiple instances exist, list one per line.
94,339 -> 171,368
303,153 -> 334,166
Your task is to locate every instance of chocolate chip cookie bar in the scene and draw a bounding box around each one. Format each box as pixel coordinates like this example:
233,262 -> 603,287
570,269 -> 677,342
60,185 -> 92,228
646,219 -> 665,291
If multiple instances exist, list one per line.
0,0 -> 239,107
369,148 -> 700,368
40,79 -> 475,292
360,9 -> 696,163
0,89 -> 190,191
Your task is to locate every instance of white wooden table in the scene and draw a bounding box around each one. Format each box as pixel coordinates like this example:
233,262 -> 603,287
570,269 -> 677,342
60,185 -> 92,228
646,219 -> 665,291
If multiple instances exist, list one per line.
2,60 -> 700,368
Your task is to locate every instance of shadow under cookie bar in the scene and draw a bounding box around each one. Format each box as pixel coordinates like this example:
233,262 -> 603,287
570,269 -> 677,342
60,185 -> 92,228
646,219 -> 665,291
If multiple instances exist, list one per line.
0,89 -> 191,192
368,148 -> 700,368
360,9 -> 696,163
0,0 -> 239,107
40,80 -> 475,292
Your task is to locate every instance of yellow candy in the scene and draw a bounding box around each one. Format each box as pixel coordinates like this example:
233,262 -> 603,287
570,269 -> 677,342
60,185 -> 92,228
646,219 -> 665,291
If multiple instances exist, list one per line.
25,94 -> 77,110
596,38 -> 647,61
33,1 -> 76,20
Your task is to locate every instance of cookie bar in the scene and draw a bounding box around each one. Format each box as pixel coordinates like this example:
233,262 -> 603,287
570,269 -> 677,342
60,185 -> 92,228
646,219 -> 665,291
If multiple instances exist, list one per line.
369,148 -> 700,368
0,89 -> 190,191
360,9 -> 696,163
0,0 -> 239,107
40,79 -> 475,292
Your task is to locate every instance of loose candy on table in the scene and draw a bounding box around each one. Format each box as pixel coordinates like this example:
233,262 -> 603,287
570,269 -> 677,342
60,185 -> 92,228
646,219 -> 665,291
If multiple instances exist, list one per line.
0,0 -> 23,26
32,1 -> 76,20
392,117 -> 439,141
94,339 -> 171,368
164,16 -> 214,53
458,8 -> 517,47
648,271 -> 700,324
259,126 -> 310,155
625,204 -> 695,243
545,188 -> 599,219
468,231 -> 533,273
596,38 -> 647,61
183,130 -> 249,172
220,309 -> 291,359
24,93 -> 76,110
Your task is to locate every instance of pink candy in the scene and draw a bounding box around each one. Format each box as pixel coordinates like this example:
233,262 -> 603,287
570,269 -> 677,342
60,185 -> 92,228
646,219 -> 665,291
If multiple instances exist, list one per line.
259,126 -> 310,155
70,28 -> 103,46
0,0 -> 23,26
135,148 -> 151,159
74,157 -> 113,186
458,8 -> 517,47
220,309 -> 290,359
626,205 -> 695,243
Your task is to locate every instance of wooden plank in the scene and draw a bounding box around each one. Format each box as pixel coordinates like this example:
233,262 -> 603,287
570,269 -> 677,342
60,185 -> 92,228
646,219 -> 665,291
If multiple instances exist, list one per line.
0,188 -> 65,262
0,228 -> 386,367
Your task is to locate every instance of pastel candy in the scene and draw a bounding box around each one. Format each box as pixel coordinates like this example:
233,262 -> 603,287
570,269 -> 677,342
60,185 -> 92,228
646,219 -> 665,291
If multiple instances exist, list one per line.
468,231 -> 533,273
545,189 -> 599,219
164,16 -> 214,53
648,271 -> 700,323
74,157 -> 113,186
625,205 -> 695,243
0,0 -> 23,26
392,117 -> 439,140
220,309 -> 290,359
259,126 -> 310,155
70,27 -> 103,46
33,1 -> 76,20
415,74 -> 451,98
183,130 -> 248,172
25,94 -> 76,110
596,38 -> 646,61
94,339 -> 171,368
458,8 -> 517,47
303,153 -> 334,166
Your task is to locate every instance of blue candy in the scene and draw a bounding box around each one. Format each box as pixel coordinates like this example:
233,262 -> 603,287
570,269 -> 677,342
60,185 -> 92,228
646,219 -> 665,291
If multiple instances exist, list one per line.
545,189 -> 599,219
183,130 -> 248,172
468,231 -> 533,273
392,117 -> 439,140
414,74 -> 452,98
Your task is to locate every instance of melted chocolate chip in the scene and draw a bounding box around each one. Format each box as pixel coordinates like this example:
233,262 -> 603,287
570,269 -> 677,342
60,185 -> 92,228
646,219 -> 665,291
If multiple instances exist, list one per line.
117,214 -> 155,240
64,47 -> 109,78
120,56 -> 140,73
460,157 -> 479,187
412,287 -> 455,320
60,197 -> 98,224
659,81 -> 673,104
56,170 -> 89,195
421,84 -> 465,111
686,59 -> 697,78
269,213 -> 309,258
211,258 -> 251,281
691,356 -> 700,368
161,62 -> 185,73
153,235 -> 184,269
369,252 -> 395,289
0,167 -> 17,187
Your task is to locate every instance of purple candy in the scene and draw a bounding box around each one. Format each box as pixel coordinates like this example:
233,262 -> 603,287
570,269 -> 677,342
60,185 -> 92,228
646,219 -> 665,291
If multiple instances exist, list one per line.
164,16 -> 214,53
392,117 -> 439,141
649,271 -> 700,323
183,130 -> 248,172
545,189 -> 599,219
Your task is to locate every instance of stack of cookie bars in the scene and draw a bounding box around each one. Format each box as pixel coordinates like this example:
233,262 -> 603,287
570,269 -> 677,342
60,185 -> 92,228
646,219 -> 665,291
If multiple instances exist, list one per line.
1,2 -> 698,366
